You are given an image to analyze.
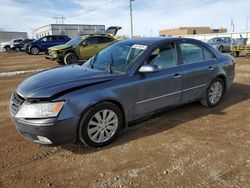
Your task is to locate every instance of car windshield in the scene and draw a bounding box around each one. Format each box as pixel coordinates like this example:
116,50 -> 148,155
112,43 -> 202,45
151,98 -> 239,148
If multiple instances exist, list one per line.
83,42 -> 148,73
66,36 -> 84,46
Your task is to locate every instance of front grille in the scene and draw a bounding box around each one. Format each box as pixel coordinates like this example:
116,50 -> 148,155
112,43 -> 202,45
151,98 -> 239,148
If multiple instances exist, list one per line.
11,92 -> 25,115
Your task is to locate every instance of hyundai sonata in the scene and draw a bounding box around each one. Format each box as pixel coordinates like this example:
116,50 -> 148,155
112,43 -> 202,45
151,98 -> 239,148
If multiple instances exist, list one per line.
10,38 -> 235,147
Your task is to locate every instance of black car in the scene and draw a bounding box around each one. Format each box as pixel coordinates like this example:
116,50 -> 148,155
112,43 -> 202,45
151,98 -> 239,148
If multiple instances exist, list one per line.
11,39 -> 34,52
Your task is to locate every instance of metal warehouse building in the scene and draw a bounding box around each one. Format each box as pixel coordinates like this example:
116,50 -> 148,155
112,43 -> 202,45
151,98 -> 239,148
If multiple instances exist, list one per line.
35,24 -> 106,39
0,31 -> 28,43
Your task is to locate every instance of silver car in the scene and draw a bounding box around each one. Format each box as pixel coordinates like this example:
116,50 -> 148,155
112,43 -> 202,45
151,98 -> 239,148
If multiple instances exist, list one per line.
207,37 -> 234,52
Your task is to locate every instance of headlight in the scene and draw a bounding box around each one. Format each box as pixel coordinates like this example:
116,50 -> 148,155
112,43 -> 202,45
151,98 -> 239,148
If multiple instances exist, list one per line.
15,101 -> 64,118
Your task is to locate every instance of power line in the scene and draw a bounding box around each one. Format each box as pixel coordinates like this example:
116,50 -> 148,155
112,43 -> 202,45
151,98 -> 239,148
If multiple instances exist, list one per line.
53,15 -> 66,24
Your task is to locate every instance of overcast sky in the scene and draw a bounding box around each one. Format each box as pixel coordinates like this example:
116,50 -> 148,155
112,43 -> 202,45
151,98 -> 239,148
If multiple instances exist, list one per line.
0,0 -> 249,37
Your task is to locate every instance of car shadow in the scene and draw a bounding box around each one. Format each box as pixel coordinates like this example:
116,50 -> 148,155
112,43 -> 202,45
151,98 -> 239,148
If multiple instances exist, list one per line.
61,82 -> 250,154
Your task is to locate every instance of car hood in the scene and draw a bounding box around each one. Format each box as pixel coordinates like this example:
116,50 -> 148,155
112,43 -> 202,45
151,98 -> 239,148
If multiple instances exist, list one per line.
48,44 -> 72,51
17,65 -> 119,99
1,41 -> 11,46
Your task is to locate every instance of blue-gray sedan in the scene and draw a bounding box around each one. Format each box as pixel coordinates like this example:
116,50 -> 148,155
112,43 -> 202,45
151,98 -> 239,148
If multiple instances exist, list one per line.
10,38 -> 235,147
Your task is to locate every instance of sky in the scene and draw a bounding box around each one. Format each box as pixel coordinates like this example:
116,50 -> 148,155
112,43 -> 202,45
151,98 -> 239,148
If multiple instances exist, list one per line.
0,0 -> 249,37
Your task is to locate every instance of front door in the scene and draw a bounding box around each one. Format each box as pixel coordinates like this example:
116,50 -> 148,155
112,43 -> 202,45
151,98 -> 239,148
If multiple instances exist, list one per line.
133,43 -> 183,118
79,37 -> 100,59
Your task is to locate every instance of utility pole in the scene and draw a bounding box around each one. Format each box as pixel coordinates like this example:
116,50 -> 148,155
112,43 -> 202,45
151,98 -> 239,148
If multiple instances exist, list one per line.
129,0 -> 135,38
246,17 -> 249,32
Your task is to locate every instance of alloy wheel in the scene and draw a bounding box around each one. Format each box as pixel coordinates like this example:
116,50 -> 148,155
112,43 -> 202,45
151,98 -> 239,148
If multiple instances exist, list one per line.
208,81 -> 223,104
87,109 -> 118,143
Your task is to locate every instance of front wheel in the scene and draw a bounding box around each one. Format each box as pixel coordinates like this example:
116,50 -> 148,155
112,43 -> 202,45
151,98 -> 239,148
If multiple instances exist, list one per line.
64,53 -> 78,65
15,47 -> 21,52
201,78 -> 225,107
30,46 -> 40,55
78,102 -> 123,147
5,46 -> 11,51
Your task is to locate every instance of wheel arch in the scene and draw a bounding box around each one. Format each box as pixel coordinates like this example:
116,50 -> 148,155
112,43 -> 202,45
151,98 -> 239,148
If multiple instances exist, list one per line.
215,74 -> 227,93
75,98 -> 128,142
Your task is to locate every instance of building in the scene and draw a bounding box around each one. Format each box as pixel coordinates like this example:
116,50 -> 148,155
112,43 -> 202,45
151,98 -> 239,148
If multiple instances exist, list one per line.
159,27 -> 227,36
34,24 -> 106,39
0,31 -> 28,44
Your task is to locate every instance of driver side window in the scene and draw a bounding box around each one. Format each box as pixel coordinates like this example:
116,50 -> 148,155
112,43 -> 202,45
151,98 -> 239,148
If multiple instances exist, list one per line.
147,43 -> 177,70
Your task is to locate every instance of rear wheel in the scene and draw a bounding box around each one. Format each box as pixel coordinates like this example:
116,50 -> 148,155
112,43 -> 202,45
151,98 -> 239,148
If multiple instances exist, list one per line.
78,102 -> 123,147
231,51 -> 239,57
30,46 -> 40,55
200,78 -> 225,107
218,46 -> 223,52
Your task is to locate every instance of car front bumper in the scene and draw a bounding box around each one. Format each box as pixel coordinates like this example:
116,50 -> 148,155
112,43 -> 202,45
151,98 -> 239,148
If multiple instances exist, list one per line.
11,116 -> 79,146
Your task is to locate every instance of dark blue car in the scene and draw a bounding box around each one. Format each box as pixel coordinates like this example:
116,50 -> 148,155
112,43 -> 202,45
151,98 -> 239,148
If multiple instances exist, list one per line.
10,38 -> 235,147
26,35 -> 70,55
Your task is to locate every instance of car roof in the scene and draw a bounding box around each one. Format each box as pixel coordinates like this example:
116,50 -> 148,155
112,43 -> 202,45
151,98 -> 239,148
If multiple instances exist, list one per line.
118,37 -> 201,46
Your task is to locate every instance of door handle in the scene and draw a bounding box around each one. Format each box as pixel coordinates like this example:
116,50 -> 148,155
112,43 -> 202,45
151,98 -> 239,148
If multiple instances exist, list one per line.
208,66 -> 215,71
173,73 -> 182,79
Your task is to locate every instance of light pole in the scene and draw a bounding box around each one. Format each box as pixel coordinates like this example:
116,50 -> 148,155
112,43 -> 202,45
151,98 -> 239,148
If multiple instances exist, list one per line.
129,0 -> 135,38
246,17 -> 249,32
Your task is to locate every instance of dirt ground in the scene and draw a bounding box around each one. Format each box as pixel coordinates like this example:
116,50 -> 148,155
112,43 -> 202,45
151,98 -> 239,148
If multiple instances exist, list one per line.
0,52 -> 250,188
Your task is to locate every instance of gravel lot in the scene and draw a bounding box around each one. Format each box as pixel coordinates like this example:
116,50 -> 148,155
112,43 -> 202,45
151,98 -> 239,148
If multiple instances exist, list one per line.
0,52 -> 250,187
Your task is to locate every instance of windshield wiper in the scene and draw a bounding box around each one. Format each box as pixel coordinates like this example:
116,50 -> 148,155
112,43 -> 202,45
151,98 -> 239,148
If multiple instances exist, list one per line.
107,53 -> 114,73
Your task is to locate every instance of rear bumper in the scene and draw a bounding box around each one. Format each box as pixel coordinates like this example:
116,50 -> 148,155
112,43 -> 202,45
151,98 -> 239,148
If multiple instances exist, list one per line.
11,116 -> 79,146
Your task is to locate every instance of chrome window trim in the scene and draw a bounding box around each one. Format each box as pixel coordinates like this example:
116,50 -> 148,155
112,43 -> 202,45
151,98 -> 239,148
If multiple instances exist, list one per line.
136,84 -> 207,105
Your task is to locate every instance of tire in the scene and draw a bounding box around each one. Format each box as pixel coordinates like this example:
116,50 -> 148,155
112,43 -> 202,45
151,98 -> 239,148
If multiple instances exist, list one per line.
218,46 -> 223,52
30,46 -> 40,55
78,102 -> 123,147
15,47 -> 21,52
231,51 -> 237,57
200,78 -> 225,107
56,59 -> 64,65
5,46 -> 11,51
64,53 -> 78,65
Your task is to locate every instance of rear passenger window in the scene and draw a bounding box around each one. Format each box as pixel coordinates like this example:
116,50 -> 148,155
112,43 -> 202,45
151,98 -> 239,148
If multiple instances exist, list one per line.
58,36 -> 65,41
180,43 -> 203,64
180,42 -> 215,64
98,37 -> 114,43
203,47 -> 215,60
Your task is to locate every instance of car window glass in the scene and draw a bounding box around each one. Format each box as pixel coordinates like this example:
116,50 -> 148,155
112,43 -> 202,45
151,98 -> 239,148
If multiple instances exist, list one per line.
203,47 -> 215,60
51,36 -> 57,41
41,37 -> 47,42
180,43 -> 204,64
216,38 -> 224,42
58,36 -> 65,41
98,37 -> 113,43
85,37 -> 98,45
147,43 -> 177,69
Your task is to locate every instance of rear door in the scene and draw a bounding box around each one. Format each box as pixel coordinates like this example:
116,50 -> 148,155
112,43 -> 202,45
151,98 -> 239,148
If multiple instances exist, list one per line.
178,41 -> 218,103
96,36 -> 115,50
79,37 -> 99,59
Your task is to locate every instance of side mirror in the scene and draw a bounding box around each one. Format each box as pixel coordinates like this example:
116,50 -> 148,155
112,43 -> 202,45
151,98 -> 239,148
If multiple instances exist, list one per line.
82,42 -> 88,47
139,64 -> 158,73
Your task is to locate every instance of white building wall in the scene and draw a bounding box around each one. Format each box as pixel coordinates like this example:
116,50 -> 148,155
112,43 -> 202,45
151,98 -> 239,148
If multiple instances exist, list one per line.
35,24 -> 105,39
181,32 -> 250,44
0,31 -> 28,44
